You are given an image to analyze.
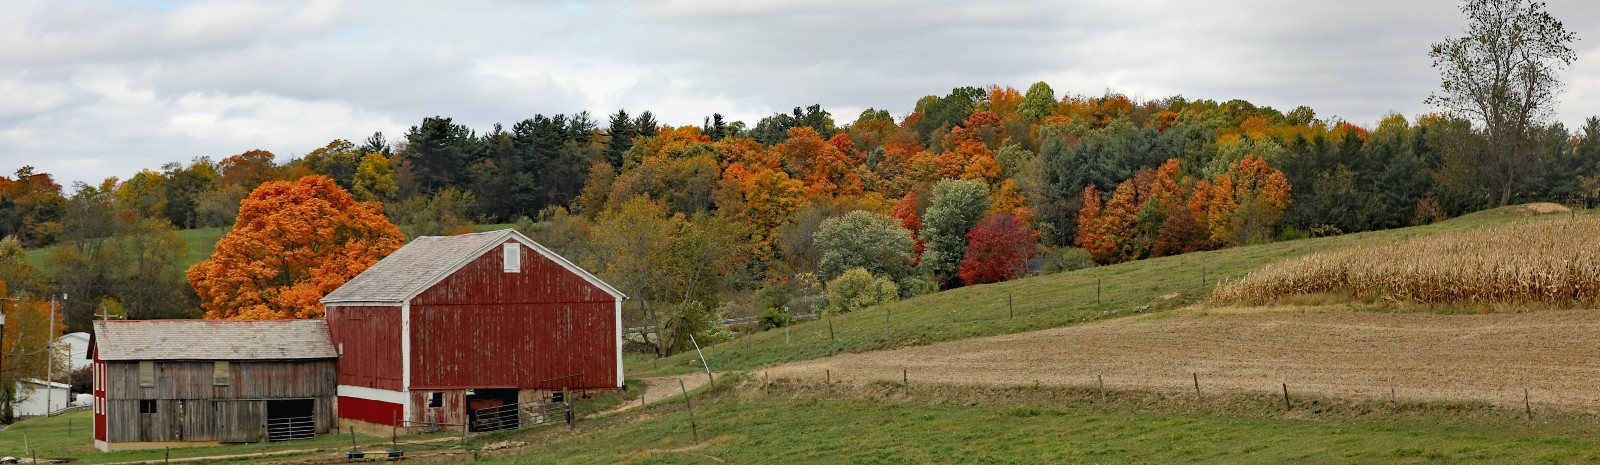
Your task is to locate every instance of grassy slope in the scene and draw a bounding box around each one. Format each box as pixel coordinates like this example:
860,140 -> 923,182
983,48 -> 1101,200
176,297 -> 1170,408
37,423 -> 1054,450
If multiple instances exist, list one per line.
0,384 -> 640,464
24,227 -> 228,272
453,380 -> 1600,465
631,207 -> 1582,378
0,410 -> 379,464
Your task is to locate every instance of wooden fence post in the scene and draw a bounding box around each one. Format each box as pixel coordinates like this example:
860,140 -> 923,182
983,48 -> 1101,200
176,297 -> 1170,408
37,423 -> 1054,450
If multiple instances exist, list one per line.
902,368 -> 909,395
1388,376 -> 1397,413
828,317 -> 836,341
1525,388 -> 1532,420
566,389 -> 576,431
1097,278 -> 1102,304
1282,383 -> 1292,411
1008,294 -> 1014,319
1098,374 -> 1105,402
1192,373 -> 1201,402
825,369 -> 831,395
679,379 -> 699,444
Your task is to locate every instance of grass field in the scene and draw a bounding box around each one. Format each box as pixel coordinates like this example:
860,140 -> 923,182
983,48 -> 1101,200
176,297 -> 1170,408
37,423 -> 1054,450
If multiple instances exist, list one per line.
23,227 -> 228,272
0,383 -> 640,464
0,410 -> 387,464
628,205 -> 1594,379
417,378 -> 1600,465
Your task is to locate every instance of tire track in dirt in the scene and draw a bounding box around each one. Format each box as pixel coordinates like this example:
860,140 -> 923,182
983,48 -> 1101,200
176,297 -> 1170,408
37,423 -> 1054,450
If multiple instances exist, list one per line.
767,308 -> 1600,410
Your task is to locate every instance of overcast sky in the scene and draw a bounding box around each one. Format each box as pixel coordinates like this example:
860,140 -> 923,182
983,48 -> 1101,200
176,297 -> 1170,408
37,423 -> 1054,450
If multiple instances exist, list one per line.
6,0 -> 1600,188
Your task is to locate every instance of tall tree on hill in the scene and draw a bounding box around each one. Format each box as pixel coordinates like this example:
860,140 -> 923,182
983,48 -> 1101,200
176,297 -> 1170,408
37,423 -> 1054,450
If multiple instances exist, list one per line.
189,176 -> 404,320
161,158 -> 218,229
0,167 -> 68,247
302,141 -> 360,189
634,111 -> 659,138
957,214 -> 1036,286
359,132 -> 392,157
1427,0 -> 1577,207
1017,81 -> 1056,122
919,179 -> 990,288
401,116 -> 476,197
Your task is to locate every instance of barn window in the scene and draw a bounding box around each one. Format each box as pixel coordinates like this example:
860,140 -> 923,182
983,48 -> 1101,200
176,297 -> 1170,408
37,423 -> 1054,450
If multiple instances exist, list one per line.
139,399 -> 157,414
213,361 -> 230,386
138,361 -> 154,387
503,243 -> 521,273
428,392 -> 442,408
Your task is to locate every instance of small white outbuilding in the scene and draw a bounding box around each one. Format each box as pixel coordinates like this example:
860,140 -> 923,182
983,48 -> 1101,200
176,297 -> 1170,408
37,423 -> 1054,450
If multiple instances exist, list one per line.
13,378 -> 70,417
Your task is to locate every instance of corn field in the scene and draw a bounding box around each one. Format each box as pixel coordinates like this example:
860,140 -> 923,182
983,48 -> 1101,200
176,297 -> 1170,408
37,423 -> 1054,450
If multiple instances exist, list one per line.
1211,217 -> 1600,305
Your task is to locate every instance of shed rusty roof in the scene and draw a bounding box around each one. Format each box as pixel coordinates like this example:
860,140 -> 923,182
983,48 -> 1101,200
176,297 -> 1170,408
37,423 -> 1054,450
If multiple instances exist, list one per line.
92,319 -> 336,361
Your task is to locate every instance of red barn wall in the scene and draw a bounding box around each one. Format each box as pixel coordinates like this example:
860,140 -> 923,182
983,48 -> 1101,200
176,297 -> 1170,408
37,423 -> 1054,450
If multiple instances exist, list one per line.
325,305 -> 403,391
409,240 -> 618,390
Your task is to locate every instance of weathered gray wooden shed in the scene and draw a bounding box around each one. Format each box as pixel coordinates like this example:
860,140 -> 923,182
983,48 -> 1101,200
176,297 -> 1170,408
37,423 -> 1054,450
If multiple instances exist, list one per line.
90,320 -> 338,451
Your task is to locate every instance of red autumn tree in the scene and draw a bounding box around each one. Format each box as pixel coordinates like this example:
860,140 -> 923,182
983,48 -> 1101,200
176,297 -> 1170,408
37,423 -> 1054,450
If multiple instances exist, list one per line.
890,191 -> 926,263
775,127 -> 861,197
188,175 -> 405,320
958,214 -> 1037,285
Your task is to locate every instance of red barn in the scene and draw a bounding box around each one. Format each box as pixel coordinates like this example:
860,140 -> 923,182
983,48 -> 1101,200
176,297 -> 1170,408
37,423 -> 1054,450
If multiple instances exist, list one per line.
320,229 -> 625,432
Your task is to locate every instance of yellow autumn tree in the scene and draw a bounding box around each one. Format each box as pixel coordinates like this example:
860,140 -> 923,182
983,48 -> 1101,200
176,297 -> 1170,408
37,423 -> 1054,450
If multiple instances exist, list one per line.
188,175 -> 405,320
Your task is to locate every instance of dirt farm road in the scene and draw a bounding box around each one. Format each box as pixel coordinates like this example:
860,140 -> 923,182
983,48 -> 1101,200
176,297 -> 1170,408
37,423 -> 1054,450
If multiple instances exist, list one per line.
610,373 -> 716,413
766,308 -> 1600,410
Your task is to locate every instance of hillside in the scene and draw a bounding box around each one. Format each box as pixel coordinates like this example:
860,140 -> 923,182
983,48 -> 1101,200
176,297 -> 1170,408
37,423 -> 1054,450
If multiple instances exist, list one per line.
23,226 -> 228,271
627,203 -> 1585,378
409,205 -> 1600,464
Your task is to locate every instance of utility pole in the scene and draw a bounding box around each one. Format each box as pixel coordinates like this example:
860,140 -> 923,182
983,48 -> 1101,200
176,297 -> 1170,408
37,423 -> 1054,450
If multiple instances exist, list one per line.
46,295 -> 55,416
45,294 -> 64,416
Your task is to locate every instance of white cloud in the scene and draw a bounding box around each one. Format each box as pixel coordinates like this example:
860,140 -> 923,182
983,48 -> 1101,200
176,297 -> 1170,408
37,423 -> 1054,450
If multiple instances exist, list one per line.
4,0 -> 1600,187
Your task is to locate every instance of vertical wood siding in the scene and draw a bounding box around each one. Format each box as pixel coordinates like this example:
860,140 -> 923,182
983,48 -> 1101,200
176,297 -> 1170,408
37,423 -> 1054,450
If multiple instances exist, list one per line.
101,360 -> 335,443
324,305 -> 403,390
410,302 -> 616,389
103,360 -> 336,400
408,240 -> 619,390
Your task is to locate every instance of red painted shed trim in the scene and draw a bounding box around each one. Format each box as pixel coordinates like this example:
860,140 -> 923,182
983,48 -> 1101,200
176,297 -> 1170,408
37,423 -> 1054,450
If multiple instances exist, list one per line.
337,396 -> 403,426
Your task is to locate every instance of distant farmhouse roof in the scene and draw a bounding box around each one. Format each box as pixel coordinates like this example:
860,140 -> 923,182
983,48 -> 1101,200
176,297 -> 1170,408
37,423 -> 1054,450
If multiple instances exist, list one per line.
320,229 -> 624,304
92,319 -> 336,361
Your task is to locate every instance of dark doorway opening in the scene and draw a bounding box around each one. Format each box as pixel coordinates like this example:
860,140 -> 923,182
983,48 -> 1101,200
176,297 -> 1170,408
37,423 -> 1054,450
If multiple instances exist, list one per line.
266,399 -> 316,441
466,389 -> 520,432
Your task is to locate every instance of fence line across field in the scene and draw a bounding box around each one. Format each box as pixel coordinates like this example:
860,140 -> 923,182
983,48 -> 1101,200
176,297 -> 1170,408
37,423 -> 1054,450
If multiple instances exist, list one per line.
776,367 -> 1562,420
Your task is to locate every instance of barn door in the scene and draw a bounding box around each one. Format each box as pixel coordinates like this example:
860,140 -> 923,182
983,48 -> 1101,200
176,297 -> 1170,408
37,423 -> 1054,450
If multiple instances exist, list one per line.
213,400 -> 266,443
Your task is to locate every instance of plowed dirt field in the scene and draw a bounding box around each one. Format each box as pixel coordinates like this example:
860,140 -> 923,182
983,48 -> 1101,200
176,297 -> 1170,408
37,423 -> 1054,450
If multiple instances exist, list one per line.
767,308 -> 1600,410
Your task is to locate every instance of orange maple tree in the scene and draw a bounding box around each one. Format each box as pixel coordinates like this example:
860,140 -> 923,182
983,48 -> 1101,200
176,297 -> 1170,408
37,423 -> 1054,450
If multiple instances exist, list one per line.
188,175 -> 405,320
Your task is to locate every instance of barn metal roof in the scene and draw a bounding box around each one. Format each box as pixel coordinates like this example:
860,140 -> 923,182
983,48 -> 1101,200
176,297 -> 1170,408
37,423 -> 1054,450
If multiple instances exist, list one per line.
91,319 -> 337,361
320,229 -> 625,305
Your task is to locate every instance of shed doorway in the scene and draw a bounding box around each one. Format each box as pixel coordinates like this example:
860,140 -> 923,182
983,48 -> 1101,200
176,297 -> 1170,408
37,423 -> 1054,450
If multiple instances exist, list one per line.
266,399 -> 315,441
466,389 -> 519,432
